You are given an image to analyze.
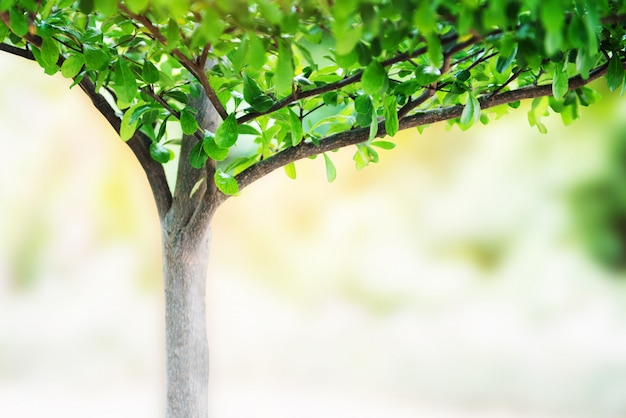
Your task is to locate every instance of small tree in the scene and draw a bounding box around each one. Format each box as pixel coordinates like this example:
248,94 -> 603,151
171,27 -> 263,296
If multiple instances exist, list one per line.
1,0 -> 625,416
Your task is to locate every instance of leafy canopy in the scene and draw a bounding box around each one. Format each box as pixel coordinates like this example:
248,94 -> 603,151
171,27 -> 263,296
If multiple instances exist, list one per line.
1,0 -> 625,195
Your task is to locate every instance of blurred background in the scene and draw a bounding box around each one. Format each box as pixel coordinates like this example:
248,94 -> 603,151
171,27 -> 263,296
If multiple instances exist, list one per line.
2,51 -> 626,418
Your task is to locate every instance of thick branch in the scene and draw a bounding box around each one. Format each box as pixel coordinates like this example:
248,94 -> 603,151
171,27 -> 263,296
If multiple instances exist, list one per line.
165,92 -> 223,236
235,61 -> 613,193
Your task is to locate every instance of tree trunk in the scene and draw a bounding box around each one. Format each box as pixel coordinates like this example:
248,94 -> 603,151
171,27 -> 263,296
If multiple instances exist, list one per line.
161,222 -> 212,418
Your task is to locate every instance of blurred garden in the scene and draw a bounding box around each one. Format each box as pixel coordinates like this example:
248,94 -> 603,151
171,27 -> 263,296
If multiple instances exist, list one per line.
2,49 -> 626,417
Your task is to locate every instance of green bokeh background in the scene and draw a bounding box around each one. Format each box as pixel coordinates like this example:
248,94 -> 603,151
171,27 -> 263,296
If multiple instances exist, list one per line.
2,51 -> 626,417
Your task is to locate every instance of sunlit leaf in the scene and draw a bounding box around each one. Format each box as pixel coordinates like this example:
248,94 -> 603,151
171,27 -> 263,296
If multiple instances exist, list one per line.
120,104 -> 141,141
284,162 -> 297,179
274,40 -> 294,96
142,60 -> 160,84
203,132 -> 229,161
607,55 -> 624,93
552,62 -> 569,100
189,141 -> 208,168
384,95 -> 399,137
150,143 -> 173,163
214,113 -> 238,149
180,108 -> 199,135
9,8 -> 28,36
289,108 -> 303,146
214,170 -> 239,195
113,58 -> 137,104
361,60 -> 388,95
61,54 -> 84,78
323,153 -> 337,183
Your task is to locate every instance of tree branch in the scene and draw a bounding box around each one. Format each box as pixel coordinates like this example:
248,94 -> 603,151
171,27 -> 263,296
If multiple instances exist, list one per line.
0,11 -> 173,218
234,61 -> 614,194
0,43 -> 34,60
118,5 -> 228,121
76,78 -> 173,219
236,32 -> 473,125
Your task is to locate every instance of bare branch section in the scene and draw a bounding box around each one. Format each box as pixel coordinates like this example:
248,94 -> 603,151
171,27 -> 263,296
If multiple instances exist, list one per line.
0,43 -> 34,59
235,61 -> 616,193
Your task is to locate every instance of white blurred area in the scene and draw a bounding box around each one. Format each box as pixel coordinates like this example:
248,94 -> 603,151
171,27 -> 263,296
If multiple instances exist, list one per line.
2,52 -> 626,418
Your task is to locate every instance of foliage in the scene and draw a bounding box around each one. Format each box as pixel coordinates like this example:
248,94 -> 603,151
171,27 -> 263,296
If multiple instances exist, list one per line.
1,0 -> 626,196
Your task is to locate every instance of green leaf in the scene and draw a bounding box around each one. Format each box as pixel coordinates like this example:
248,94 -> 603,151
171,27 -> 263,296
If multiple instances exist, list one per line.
60,54 -> 84,78
460,94 -> 481,126
164,90 -> 188,104
40,37 -> 59,68
323,153 -> 337,183
83,45 -> 110,71
189,141 -> 208,168
243,74 -> 275,112
142,60 -> 160,84
289,108 -> 303,146
426,34 -> 443,67
231,35 -> 248,72
238,124 -> 261,136
180,108 -> 199,135
576,86 -> 601,107
495,46 -> 517,74
322,91 -> 339,106
527,97 -> 549,134
607,54 -> 624,93
9,8 -> 28,36
113,58 -> 137,104
355,94 -> 372,114
384,95 -> 399,137
149,143 -> 173,164
165,18 -> 179,48
295,41 -> 316,67
274,40 -> 294,96
369,107 -> 379,141
456,69 -> 471,82
353,145 -> 369,170
202,132 -> 229,161
214,113 -> 238,149
552,62 -> 569,100
247,33 -> 266,70
414,65 -> 441,85
284,162 -> 297,179
257,0 -> 282,24
94,0 -> 117,16
214,170 -> 239,195
0,20 -> 9,41
361,60 -> 388,95
120,105 -> 140,141
78,0 -> 94,13
371,141 -> 396,150
125,0 -> 149,14
540,0 -> 564,56
192,8 -> 224,47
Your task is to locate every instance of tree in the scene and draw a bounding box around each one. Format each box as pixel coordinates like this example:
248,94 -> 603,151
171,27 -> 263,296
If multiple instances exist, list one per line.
1,0 -> 625,416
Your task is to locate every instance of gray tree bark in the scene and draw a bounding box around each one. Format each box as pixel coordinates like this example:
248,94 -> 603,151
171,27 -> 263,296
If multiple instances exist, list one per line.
159,91 -> 222,418
162,223 -> 212,418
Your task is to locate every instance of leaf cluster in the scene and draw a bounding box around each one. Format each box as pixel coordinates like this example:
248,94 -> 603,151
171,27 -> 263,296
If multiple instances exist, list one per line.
1,0 -> 626,196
